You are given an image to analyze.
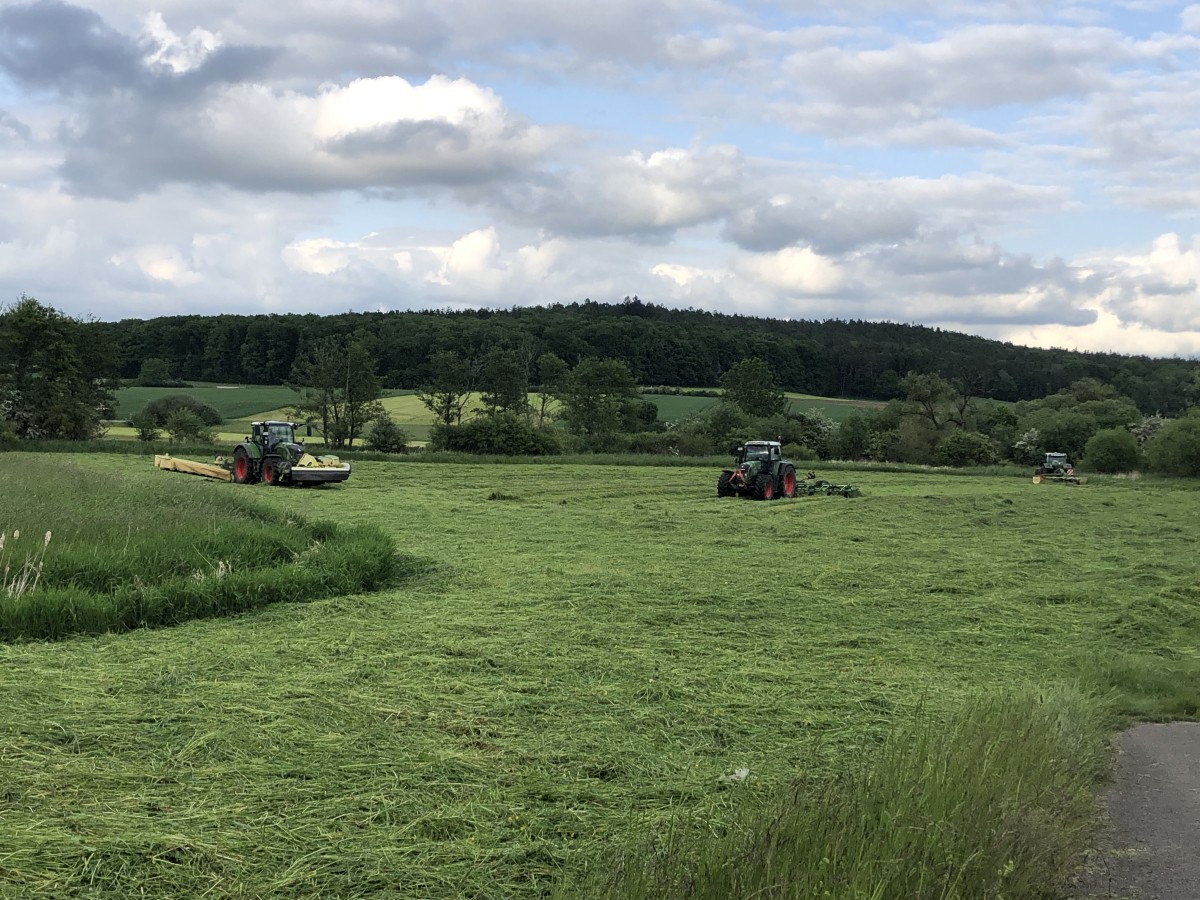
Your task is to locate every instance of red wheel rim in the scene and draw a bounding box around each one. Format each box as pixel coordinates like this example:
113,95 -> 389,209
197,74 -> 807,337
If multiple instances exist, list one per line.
784,471 -> 795,495
235,456 -> 247,479
764,480 -> 773,499
264,464 -> 273,483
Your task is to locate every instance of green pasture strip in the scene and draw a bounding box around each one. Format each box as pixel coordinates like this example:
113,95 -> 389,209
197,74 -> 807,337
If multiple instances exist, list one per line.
565,687 -> 1108,899
0,455 -> 403,641
0,459 -> 1197,897
111,384 -> 304,420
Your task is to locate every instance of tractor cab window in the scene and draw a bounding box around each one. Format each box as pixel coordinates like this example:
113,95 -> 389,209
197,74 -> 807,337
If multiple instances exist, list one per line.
267,424 -> 293,443
744,446 -> 770,461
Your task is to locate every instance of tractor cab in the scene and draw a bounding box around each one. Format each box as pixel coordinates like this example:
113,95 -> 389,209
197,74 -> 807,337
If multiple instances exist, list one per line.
738,441 -> 780,469
1039,452 -> 1073,475
249,421 -> 308,460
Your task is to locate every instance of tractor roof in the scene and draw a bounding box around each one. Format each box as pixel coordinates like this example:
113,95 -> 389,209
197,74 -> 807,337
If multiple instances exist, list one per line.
744,440 -> 781,447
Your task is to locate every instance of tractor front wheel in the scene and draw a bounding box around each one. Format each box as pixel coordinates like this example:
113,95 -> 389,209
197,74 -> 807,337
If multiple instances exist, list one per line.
263,460 -> 285,487
782,466 -> 796,498
232,447 -> 255,484
752,473 -> 774,500
717,471 -> 736,497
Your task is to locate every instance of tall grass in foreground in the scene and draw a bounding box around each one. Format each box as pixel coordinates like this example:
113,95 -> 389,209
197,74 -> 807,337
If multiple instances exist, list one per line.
564,689 -> 1108,900
0,456 -> 406,641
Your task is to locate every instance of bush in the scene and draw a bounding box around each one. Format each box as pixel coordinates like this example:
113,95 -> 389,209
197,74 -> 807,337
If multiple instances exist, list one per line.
128,410 -> 161,442
782,442 -> 818,462
165,409 -> 213,444
432,413 -> 563,455
364,414 -> 409,453
1145,416 -> 1200,476
937,430 -> 998,467
142,394 -> 222,427
1082,427 -> 1141,473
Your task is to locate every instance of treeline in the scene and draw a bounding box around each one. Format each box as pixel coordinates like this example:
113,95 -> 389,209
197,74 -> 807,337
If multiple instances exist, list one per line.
90,298 -> 1199,415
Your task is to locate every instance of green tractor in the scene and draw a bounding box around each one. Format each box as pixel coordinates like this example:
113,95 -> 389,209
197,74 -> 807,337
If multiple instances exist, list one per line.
231,421 -> 352,487
717,441 -> 799,500
1032,452 -> 1084,485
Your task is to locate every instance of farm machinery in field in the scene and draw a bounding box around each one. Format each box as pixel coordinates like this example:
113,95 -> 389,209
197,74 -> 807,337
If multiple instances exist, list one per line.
231,421 -> 351,486
1031,452 -> 1085,485
717,441 -> 859,500
155,420 -> 351,487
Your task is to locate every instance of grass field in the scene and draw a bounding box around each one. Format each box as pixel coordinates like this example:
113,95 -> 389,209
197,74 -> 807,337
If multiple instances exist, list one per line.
2,455 -> 1197,896
111,384 -> 307,420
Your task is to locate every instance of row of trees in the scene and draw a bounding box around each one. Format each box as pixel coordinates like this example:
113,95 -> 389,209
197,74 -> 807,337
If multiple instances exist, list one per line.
809,373 -> 1200,476
87,298 -> 1200,414
5,296 -> 1200,475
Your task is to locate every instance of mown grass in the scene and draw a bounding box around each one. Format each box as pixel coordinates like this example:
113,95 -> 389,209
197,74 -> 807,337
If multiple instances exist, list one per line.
0,456 -> 1196,897
0,455 -> 405,641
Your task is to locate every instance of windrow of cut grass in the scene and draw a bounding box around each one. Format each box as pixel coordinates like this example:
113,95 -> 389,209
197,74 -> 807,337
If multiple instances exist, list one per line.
0,454 -> 406,641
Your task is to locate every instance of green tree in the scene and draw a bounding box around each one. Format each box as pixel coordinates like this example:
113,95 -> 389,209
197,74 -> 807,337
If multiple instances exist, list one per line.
135,357 -> 182,387
417,350 -> 475,427
1145,416 -> 1200,476
364,413 -> 409,454
533,353 -> 569,426
834,411 -> 874,460
129,410 -> 161,442
478,348 -> 529,417
165,409 -> 212,444
555,358 -> 639,447
142,395 -> 222,427
720,358 -> 786,417
433,411 -> 561,455
290,338 -> 384,449
936,430 -> 998,467
1082,428 -> 1140,473
900,372 -> 973,429
0,296 -> 118,440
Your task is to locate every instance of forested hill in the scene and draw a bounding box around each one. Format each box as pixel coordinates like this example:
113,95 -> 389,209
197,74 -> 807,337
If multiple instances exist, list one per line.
94,299 -> 1199,413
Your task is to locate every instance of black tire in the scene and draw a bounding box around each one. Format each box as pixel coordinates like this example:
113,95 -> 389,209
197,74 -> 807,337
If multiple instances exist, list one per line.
752,473 -> 774,501
262,459 -> 285,487
232,447 -> 256,484
717,471 -> 736,497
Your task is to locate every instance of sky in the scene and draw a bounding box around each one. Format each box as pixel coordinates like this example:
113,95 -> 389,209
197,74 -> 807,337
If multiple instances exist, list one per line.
2,1 -> 1200,357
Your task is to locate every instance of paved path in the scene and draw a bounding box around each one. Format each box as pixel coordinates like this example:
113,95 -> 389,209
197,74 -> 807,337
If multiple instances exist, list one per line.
1074,723 -> 1200,899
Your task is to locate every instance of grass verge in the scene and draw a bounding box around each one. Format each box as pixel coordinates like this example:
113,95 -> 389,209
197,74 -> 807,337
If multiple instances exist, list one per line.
561,687 -> 1108,899
0,455 -> 406,641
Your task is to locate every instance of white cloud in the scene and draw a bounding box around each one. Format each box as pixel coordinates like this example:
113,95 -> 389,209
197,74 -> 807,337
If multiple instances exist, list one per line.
735,247 -> 845,295
3,0 -> 1200,360
140,11 -> 220,73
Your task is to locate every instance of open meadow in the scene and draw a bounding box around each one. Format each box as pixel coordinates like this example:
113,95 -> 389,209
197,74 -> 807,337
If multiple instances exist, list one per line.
1,453 -> 1198,897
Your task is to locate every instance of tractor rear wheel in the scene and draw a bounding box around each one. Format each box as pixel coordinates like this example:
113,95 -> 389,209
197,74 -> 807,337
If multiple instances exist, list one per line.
717,472 -> 736,497
752,473 -> 774,500
232,447 -> 255,484
782,466 -> 796,498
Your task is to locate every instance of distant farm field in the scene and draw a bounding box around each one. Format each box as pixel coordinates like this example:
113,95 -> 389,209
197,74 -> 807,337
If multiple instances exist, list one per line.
111,384 -> 306,420
113,384 -> 885,435
2,454 -> 1197,897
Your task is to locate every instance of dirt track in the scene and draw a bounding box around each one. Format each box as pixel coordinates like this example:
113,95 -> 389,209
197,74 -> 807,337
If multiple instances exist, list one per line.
1073,723 -> 1200,899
